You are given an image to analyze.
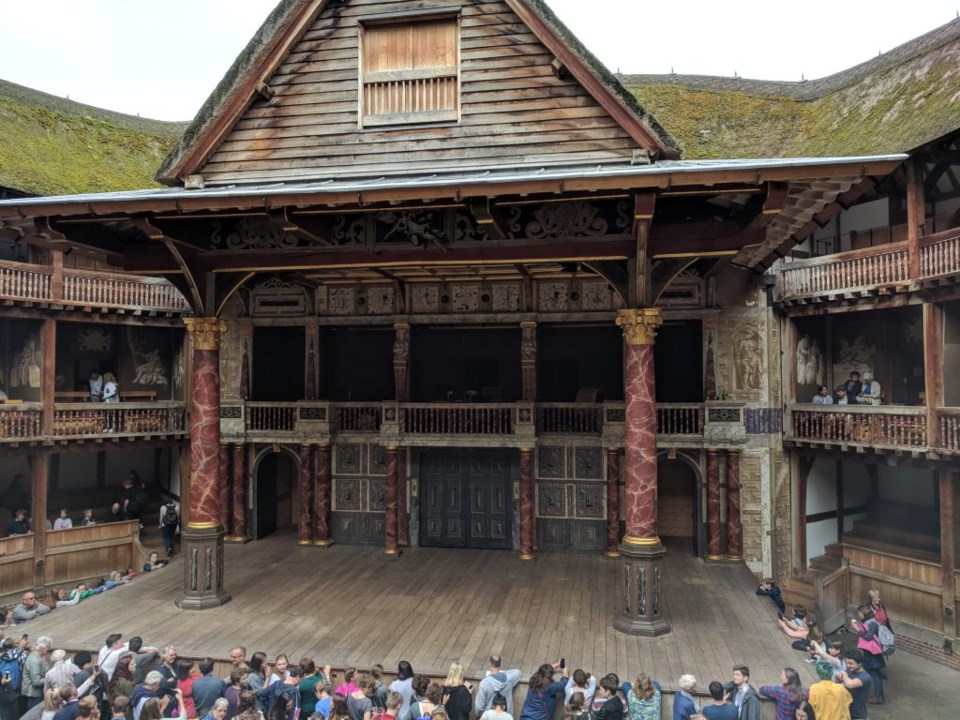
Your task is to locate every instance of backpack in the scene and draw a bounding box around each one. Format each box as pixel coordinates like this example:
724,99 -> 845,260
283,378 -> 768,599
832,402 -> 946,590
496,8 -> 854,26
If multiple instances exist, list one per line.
0,653 -> 22,692
162,503 -> 178,527
876,622 -> 895,655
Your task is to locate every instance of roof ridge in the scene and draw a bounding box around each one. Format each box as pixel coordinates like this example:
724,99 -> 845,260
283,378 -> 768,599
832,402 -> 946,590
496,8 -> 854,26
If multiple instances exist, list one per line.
619,15 -> 960,100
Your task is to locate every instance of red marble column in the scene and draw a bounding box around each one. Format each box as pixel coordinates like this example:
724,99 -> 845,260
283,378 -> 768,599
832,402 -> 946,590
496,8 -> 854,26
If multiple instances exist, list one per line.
725,450 -> 743,560
613,308 -> 669,636
605,448 -> 620,557
178,317 -> 231,609
385,446 -> 399,554
313,444 -> 332,546
397,448 -> 409,546
617,309 -> 662,543
218,445 -> 231,534
298,444 -> 314,545
706,449 -> 723,560
230,444 -> 247,540
519,447 -> 535,559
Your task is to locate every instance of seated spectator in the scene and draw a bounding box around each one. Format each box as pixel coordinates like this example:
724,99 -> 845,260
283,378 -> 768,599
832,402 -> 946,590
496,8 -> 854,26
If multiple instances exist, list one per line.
13,591 -> 52,623
810,639 -> 844,672
80,510 -> 96,527
834,388 -> 849,405
108,504 -> 124,523
857,372 -> 881,405
53,509 -> 73,531
811,386 -> 833,404
143,553 -> 169,573
5,509 -> 31,536
0,606 -> 13,631
53,584 -> 90,608
755,578 -> 785,613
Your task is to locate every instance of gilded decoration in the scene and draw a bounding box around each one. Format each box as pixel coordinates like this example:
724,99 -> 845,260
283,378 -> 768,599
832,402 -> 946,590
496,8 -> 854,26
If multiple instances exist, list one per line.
616,308 -> 662,345
184,317 -> 226,351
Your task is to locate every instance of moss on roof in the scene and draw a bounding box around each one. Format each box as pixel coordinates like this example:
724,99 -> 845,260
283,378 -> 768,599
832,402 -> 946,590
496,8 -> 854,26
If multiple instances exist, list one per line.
620,18 -> 960,159
0,79 -> 185,196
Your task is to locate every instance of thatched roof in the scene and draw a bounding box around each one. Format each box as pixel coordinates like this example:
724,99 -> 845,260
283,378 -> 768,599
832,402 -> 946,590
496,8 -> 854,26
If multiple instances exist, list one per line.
620,17 -> 960,159
0,78 -> 185,196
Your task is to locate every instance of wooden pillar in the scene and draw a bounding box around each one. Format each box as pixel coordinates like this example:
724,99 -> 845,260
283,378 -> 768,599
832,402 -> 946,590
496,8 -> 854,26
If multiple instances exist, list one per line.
313,444 -> 332,546
725,450 -> 743,561
177,317 -> 231,610
605,448 -> 620,557
384,446 -> 399,555
705,449 -> 723,560
906,157 -> 925,279
393,323 -> 410,402
40,318 -> 56,437
520,321 -> 537,402
218,445 -> 231,533
924,303 -> 943,448
942,471 -> 958,640
298,444 -> 314,545
397,448 -> 409,546
30,451 -> 50,589
614,307 -> 669,636
50,250 -> 64,304
230,444 -> 247,541
519,447 -> 535,559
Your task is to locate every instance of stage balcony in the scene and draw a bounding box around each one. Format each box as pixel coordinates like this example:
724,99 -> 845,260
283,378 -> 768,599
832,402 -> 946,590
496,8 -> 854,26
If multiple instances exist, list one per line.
0,257 -> 190,315
0,401 -> 187,447
222,400 -> 715,448
775,225 -> 960,309
786,403 -> 960,458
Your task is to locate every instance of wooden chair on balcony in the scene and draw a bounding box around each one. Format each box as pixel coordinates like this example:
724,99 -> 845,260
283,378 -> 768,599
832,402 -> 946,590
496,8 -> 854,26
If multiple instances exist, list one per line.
575,388 -> 601,403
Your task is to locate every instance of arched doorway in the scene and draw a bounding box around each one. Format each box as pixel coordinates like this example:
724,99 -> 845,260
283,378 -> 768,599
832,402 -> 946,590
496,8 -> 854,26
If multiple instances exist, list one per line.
657,453 -> 703,556
252,447 -> 300,540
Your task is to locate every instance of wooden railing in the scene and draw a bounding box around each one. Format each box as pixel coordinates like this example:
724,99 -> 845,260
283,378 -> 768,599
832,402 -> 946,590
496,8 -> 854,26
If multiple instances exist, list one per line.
246,403 -> 297,432
401,404 -> 515,435
0,258 -> 189,313
52,402 -> 186,437
334,403 -> 383,433
0,403 -> 43,442
657,404 -> 705,435
789,404 -> 927,448
536,404 -> 603,434
779,242 -> 910,299
936,407 -> 960,453
919,227 -> 960,279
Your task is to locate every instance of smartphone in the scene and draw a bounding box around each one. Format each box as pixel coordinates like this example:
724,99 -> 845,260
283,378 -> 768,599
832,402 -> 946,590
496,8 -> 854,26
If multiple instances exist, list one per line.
559,658 -> 565,669
777,611 -> 785,621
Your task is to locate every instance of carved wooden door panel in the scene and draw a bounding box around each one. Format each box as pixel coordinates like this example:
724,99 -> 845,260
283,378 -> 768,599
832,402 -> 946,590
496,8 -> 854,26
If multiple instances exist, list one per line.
420,450 -> 511,549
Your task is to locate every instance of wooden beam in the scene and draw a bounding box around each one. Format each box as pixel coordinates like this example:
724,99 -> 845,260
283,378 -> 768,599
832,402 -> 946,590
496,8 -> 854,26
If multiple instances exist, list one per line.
923,303 -> 944,448
468,198 -> 506,240
650,258 -> 697,304
907,157 -> 924,278
941,471 -> 957,639
581,260 -> 629,305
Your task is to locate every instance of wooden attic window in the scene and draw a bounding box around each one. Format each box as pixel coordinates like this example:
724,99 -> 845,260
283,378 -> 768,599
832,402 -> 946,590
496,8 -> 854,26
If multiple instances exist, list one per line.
360,16 -> 460,127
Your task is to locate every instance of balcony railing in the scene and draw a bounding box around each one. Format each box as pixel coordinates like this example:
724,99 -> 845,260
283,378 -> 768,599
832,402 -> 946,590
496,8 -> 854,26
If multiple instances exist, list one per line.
936,408 -> 960,453
52,402 -> 186,438
778,227 -> 960,304
0,403 -> 43,442
657,403 -> 705,435
536,404 -> 603,434
402,404 -> 516,435
0,258 -> 190,313
789,404 -> 927,448
246,403 -> 297,433
334,403 -> 383,433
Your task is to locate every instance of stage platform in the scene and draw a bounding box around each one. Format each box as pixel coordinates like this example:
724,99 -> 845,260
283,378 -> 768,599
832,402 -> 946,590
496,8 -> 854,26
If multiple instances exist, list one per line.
26,532 -> 814,689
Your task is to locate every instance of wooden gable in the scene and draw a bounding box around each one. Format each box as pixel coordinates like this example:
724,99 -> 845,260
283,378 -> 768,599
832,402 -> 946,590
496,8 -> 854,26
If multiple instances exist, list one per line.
180,0 -> 672,186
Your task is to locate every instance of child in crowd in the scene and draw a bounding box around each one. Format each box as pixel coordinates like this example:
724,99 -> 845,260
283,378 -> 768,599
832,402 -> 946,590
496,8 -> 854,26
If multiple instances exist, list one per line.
755,579 -> 785,613
480,695 -> 512,720
53,509 -> 73,530
144,551 -> 170,572
80,509 -> 96,526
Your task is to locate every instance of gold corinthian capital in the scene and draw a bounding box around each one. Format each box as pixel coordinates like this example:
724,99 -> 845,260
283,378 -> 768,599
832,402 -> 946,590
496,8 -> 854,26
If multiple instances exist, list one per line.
183,317 -> 227,351
616,308 -> 663,346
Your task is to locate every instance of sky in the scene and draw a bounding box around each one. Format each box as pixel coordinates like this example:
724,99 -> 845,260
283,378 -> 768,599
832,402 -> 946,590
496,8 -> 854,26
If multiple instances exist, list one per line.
0,0 -> 958,122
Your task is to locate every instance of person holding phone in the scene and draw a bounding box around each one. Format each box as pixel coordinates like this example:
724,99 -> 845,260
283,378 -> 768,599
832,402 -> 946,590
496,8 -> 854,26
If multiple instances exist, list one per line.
518,662 -> 569,720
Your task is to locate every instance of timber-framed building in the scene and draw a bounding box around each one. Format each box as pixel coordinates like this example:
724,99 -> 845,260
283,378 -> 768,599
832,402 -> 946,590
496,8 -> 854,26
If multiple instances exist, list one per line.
0,0 -> 958,649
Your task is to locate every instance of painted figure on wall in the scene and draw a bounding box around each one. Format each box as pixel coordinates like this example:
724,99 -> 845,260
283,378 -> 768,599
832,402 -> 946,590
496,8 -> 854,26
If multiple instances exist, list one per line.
733,326 -> 763,391
10,333 -> 41,389
796,335 -> 824,386
133,348 -> 169,386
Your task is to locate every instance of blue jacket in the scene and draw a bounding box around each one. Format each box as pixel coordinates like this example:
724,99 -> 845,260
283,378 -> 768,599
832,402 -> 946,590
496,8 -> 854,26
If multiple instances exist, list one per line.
673,692 -> 698,720
519,677 -> 569,720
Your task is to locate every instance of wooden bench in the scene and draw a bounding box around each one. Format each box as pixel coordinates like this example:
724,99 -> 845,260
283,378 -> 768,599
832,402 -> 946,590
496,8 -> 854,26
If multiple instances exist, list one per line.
55,391 -> 92,402
120,391 -> 157,402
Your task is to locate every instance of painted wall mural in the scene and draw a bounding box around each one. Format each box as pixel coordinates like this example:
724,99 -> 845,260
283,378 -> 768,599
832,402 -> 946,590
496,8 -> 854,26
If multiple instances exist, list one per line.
796,335 -> 824,386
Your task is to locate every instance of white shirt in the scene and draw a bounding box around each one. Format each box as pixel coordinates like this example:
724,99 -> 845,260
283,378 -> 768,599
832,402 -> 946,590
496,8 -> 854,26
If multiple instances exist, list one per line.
53,517 -> 73,530
97,642 -> 129,678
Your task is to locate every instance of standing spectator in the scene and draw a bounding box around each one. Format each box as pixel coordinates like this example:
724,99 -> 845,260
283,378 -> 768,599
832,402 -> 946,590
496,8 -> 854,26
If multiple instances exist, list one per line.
671,675 -> 698,720
389,663 -> 415,712
53,510 -> 73,531
175,661 -> 200,719
192,659 -> 226,718
201,698 -> 230,720
312,684 -> 333,720
102,374 -> 119,404
225,670 -> 247,719
156,649 -> 178,701
480,695 -> 510,720
379,692 -> 402,720
229,649 -> 247,671
299,661 -> 321,716
590,676 -> 622,720
45,651 -> 80,694
474,656 -> 522,718
52,685 -> 79,720
127,638 -> 159,684
518,663 -> 568,720
246,654 -> 268,694
122,473 -> 146,527
731,666 -> 760,720
369,666 -> 387,711
13,592 -> 51,624
836,651 -> 871,719
759,669 -> 806,720
866,591 -> 890,630
5,510 -> 30,537
441,664 -> 471,720
21,636 -> 52,713
88,372 -> 104,403
347,676 -> 377,720
97,636 -> 129,681
108,657 -> 136,709
842,372 -> 862,401
1,637 -> 27,720
850,608 -> 884,705
159,501 -> 179,557
699,682 -> 735,720
626,673 -> 661,720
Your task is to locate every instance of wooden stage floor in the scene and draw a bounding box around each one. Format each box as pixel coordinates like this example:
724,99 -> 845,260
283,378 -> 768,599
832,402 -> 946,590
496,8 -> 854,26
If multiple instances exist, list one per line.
28,532 -> 810,689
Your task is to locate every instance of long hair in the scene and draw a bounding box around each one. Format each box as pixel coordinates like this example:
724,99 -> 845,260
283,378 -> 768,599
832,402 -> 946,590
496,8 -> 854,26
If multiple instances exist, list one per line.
528,664 -> 555,692
249,652 -> 267,677
783,668 -> 802,703
444,663 -> 463,687
566,692 -> 585,713
269,693 -> 291,720
139,698 -> 163,720
175,659 -> 195,682
396,661 -> 414,682
632,673 -> 655,701
330,694 -> 351,720
805,614 -> 823,644
108,656 -> 136,698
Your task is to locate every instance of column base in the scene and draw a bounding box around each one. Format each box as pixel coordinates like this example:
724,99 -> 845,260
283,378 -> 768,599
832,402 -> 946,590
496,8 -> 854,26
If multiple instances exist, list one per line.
613,541 -> 671,636
605,550 -> 621,558
384,548 -> 401,556
518,553 -> 535,561
175,524 -> 231,610
225,535 -> 250,544
314,539 -> 334,547
705,554 -> 725,561
725,554 -> 743,561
